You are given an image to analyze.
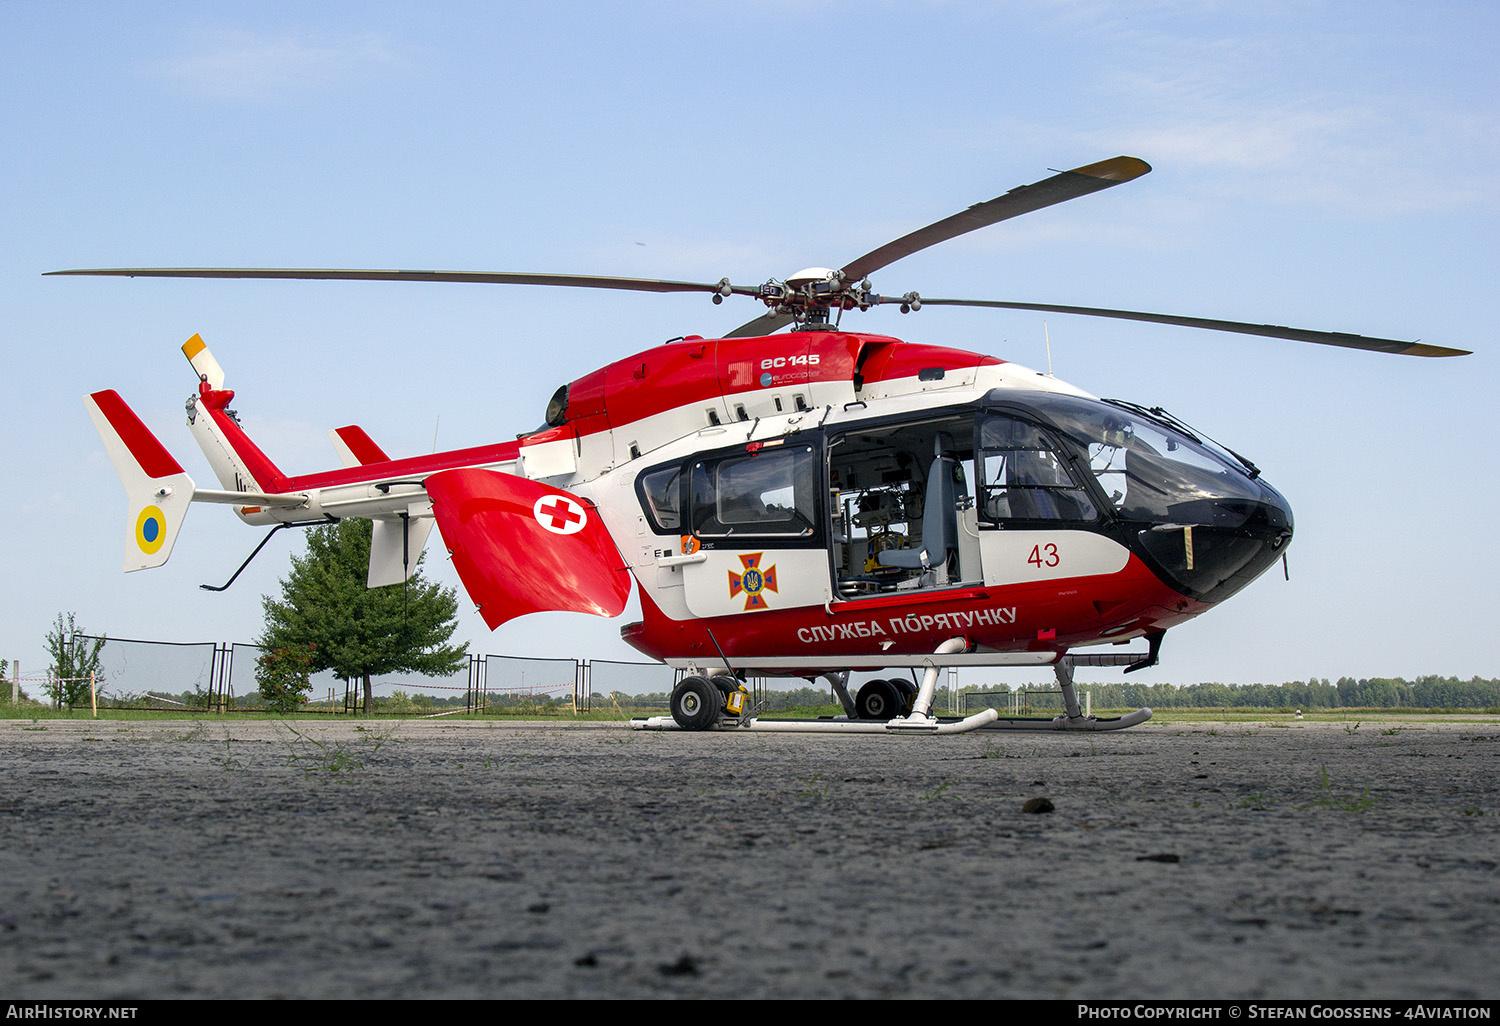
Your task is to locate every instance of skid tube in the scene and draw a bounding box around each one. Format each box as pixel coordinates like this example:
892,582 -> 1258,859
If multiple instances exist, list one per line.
978,652 -> 1154,731
631,708 -> 1000,734
633,642 -> 1154,735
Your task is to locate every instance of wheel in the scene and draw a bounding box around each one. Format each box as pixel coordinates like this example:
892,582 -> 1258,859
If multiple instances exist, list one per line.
892,678 -> 918,714
855,678 -> 901,721
708,674 -> 746,717
671,676 -> 722,731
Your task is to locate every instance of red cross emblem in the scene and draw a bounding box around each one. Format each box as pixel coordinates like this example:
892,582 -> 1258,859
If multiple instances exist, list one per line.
532,495 -> 587,535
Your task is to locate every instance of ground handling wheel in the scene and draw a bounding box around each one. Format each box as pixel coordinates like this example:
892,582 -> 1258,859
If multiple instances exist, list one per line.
708,674 -> 749,719
892,678 -> 918,714
670,675 -> 723,731
855,678 -> 901,721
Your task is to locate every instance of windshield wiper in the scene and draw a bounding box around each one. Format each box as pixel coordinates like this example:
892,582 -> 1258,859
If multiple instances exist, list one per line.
1103,398 -> 1261,479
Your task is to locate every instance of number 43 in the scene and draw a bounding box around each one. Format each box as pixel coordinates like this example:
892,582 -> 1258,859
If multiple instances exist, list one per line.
1027,543 -> 1060,569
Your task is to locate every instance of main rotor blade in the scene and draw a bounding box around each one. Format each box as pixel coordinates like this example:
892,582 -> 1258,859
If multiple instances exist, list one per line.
897,297 -> 1469,357
45,267 -> 763,296
725,308 -> 797,338
840,156 -> 1151,282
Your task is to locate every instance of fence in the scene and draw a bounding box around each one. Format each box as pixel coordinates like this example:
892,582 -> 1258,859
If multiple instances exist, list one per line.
961,687 -> 1091,716
29,635 -> 1059,716
50,635 -> 681,715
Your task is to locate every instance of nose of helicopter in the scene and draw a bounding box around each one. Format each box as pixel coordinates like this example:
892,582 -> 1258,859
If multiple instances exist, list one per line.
1134,476 -> 1293,605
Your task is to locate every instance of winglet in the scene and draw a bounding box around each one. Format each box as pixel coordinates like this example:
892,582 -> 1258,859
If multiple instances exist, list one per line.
329,425 -> 392,468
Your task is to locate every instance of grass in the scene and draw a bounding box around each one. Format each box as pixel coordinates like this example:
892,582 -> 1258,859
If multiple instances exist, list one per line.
923,780 -> 957,800
1147,708 -> 1500,725
0,702 -> 641,723
5,702 -> 1496,725
1228,765 -> 1377,813
1298,764 -> 1376,812
794,772 -> 829,798
280,722 -> 399,777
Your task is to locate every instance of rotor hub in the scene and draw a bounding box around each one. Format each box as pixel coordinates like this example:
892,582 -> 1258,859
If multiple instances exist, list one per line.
755,267 -> 876,329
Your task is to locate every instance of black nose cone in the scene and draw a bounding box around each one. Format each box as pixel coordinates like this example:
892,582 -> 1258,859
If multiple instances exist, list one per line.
1136,479 -> 1293,604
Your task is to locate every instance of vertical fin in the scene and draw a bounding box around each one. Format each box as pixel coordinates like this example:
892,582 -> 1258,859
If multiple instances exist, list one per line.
85,390 -> 196,571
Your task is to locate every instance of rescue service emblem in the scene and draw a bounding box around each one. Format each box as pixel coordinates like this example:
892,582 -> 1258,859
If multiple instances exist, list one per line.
532,495 -> 587,535
728,552 -> 778,611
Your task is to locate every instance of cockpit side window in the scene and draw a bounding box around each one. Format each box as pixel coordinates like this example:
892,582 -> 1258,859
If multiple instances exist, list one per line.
636,461 -> 684,533
977,413 -> 1099,523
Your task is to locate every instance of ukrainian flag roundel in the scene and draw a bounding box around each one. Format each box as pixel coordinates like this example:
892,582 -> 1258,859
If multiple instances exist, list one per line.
135,505 -> 167,555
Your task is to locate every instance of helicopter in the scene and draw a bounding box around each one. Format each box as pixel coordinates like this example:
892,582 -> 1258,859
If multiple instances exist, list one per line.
65,155 -> 1468,735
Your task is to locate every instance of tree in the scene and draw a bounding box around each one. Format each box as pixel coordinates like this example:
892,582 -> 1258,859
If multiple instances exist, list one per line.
259,520 -> 468,712
44,612 -> 106,709
255,642 -> 317,714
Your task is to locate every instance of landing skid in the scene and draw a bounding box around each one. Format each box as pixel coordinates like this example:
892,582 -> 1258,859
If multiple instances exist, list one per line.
629,707 -> 1150,733
630,708 -> 1000,734
635,640 -> 1155,735
978,707 -> 1153,731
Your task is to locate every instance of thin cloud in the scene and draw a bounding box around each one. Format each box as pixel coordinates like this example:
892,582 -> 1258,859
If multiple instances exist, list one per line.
1101,102 -> 1497,215
152,30 -> 409,101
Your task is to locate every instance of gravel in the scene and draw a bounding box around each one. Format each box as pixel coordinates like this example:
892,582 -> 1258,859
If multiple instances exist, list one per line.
1,716 -> 1496,999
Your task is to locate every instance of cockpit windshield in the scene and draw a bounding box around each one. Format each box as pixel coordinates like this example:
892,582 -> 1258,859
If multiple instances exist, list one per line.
978,390 -> 1292,603
982,392 -> 1274,529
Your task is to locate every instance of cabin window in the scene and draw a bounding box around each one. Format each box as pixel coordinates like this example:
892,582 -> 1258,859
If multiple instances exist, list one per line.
689,445 -> 819,539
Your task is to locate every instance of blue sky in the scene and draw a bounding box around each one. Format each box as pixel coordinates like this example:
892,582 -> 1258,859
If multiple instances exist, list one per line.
3,1 -> 1495,692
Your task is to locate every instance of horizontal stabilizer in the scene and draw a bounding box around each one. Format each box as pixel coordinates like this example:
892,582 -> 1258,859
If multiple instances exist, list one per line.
85,390 -> 195,571
426,469 -> 630,630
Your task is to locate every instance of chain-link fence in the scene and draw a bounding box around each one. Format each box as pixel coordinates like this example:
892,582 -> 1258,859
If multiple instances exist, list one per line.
76,635 -> 221,710
33,635 -> 1012,717
481,655 -> 580,715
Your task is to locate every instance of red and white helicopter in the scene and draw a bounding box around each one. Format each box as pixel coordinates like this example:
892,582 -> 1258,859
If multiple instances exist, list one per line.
66,156 -> 1467,735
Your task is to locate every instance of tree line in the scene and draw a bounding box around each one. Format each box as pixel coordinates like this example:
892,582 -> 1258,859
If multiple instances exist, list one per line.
979,675 -> 1500,710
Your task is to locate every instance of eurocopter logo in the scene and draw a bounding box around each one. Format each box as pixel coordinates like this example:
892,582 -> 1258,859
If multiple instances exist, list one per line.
532,495 -> 587,535
728,552 -> 778,611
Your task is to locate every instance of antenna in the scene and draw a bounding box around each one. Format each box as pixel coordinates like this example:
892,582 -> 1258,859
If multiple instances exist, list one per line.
432,415 -> 440,453
1044,320 -> 1054,376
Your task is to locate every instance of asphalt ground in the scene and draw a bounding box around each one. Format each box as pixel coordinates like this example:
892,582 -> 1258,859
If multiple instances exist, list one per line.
1,716 -> 1496,999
